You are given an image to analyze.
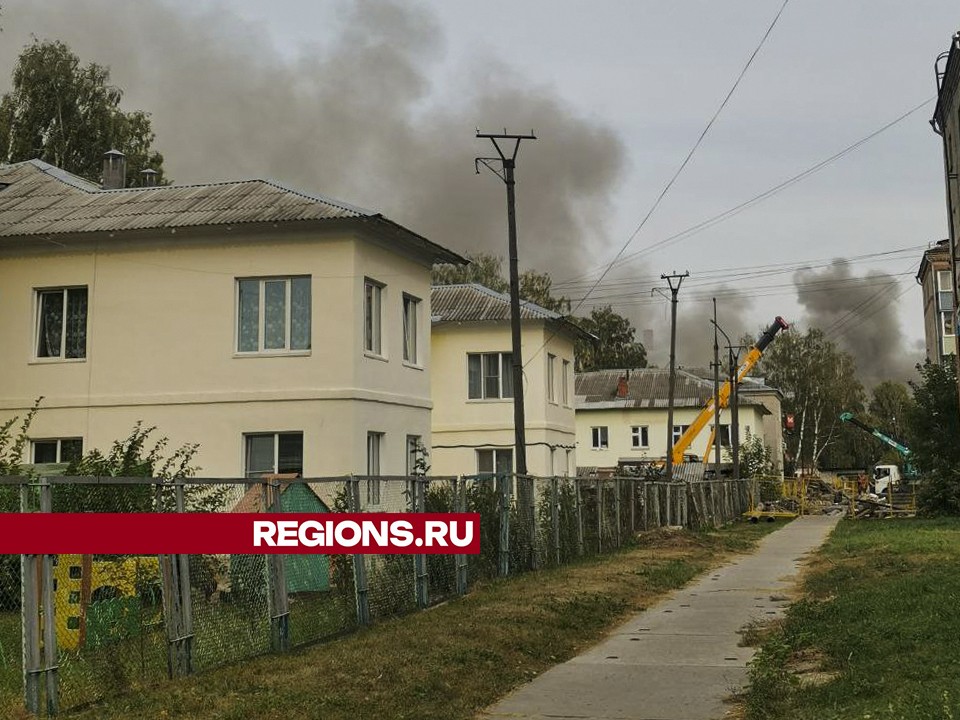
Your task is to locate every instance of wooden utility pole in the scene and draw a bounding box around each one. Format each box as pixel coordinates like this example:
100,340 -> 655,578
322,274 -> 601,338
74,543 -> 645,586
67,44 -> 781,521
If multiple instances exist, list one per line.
661,271 -> 689,480
476,130 -> 537,477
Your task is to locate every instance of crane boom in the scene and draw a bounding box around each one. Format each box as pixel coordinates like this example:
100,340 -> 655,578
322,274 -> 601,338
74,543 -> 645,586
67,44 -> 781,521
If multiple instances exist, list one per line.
671,316 -> 789,466
838,412 -> 912,458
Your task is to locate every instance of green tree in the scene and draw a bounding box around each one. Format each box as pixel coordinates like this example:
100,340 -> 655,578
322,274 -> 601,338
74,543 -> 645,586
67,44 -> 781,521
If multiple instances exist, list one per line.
733,431 -> 774,479
432,252 -> 508,291
868,380 -> 912,443
574,305 -> 647,372
754,325 -> 865,472
432,252 -> 570,312
905,361 -> 960,515
0,39 -> 166,184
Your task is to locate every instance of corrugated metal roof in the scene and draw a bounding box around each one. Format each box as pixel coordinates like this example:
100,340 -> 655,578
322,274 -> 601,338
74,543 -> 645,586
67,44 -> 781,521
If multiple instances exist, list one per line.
0,159 -> 466,263
681,367 -> 782,396
431,283 -> 564,322
575,368 -> 769,410
431,283 -> 592,340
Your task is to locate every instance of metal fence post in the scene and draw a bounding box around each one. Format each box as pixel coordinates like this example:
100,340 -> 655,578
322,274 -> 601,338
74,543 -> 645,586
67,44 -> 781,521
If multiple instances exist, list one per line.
349,478 -> 371,625
596,479 -> 603,554
414,478 -> 429,608
527,476 -> 539,571
174,482 -> 195,672
454,477 -> 468,595
39,480 -> 59,715
264,480 -> 290,652
550,476 -> 560,566
21,481 -> 41,715
498,474 -> 511,577
614,478 -> 622,548
574,478 -> 584,556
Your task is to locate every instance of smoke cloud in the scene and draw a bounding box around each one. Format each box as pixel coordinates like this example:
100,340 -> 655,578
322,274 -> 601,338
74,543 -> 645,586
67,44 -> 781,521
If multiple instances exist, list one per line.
639,286 -> 753,370
793,260 -> 921,388
0,0 -> 624,278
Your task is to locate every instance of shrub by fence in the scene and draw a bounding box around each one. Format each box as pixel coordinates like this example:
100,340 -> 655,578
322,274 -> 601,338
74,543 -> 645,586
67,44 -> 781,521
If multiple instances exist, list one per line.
0,474 -> 749,715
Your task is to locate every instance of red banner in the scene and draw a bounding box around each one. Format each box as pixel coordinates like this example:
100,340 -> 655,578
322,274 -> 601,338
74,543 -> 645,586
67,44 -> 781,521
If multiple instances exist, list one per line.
0,513 -> 481,554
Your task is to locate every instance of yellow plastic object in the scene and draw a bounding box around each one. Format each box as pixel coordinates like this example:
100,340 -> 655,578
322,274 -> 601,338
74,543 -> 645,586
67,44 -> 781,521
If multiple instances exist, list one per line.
51,554 -> 160,650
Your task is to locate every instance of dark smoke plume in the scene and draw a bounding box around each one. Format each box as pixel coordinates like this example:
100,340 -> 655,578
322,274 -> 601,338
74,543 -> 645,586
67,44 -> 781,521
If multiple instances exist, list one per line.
793,260 -> 920,387
640,286 -> 753,370
0,0 -> 624,278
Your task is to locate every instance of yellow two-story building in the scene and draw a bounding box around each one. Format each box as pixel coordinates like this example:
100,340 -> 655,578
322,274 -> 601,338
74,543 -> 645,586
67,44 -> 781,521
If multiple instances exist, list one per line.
0,155 -> 465,496
429,284 -> 586,478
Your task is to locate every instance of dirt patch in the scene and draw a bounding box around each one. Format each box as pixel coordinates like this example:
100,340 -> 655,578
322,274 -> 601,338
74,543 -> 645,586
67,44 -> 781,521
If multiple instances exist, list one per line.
738,618 -> 784,647
633,528 -> 709,550
789,649 -> 839,688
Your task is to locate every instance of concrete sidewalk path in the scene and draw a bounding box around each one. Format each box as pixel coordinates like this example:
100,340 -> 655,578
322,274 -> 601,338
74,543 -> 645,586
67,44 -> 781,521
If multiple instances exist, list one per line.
480,515 -> 840,720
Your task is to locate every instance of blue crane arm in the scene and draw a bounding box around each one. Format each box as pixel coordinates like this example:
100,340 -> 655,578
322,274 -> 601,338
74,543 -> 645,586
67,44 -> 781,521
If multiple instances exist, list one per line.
839,412 -> 912,458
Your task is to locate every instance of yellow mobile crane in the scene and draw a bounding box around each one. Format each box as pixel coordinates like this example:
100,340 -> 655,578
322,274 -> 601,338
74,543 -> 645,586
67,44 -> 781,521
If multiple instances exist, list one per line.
670,316 -> 789,468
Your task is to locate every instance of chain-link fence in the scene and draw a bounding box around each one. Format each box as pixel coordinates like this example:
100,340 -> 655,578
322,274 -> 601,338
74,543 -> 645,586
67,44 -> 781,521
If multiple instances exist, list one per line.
0,474 -> 749,715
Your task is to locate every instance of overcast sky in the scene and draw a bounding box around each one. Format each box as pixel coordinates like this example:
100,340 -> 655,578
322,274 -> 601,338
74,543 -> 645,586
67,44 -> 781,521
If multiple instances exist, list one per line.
2,1 -> 958,380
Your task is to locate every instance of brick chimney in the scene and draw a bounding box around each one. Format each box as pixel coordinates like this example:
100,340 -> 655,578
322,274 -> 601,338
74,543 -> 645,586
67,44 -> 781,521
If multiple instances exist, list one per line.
102,149 -> 126,189
616,375 -> 629,398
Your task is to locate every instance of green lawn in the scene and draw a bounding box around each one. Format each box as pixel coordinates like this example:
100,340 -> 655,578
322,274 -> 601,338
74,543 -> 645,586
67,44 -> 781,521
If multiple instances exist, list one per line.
0,591 -> 353,716
51,521 -> 783,719
0,611 -> 20,713
743,518 -> 960,720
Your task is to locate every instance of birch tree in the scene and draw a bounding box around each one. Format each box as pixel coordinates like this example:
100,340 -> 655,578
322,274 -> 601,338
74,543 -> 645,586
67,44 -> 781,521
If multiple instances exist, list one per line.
0,39 -> 166,184
754,326 -> 865,472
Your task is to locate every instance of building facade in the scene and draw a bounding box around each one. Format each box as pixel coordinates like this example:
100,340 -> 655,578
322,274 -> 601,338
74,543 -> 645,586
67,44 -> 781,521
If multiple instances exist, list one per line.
574,368 -> 781,475
917,239 -> 956,364
0,157 -> 465,494
429,284 -> 584,478
933,31 -> 960,397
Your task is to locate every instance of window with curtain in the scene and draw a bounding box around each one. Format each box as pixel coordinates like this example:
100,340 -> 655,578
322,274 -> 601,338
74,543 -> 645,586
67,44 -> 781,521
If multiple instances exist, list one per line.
236,277 -> 311,353
591,426 -> 608,449
403,294 -> 419,363
631,426 -> 649,449
467,352 -> 514,399
36,287 -> 87,359
547,354 -> 557,403
364,279 -> 383,355
367,432 -> 383,505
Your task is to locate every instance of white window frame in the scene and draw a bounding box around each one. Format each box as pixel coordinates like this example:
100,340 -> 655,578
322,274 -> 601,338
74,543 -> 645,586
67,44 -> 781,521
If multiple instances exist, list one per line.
467,352 -> 514,400
235,276 -> 311,355
367,431 -> 383,505
942,311 -> 957,356
672,425 -> 691,446
31,438 -> 83,464
937,269 -> 952,291
476,448 -> 513,477
402,294 -> 420,365
591,426 -> 609,450
406,434 -> 422,476
547,353 -> 557,404
631,425 -> 649,449
243,432 -> 304,478
364,279 -> 385,357
33,286 -> 88,361
561,359 -> 571,406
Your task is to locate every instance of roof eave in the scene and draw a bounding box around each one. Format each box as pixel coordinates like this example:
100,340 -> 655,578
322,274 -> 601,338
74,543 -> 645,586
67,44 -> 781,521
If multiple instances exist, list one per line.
367,215 -> 468,265
934,33 -> 960,130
